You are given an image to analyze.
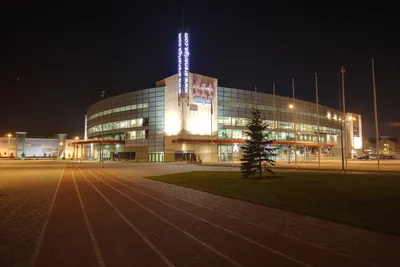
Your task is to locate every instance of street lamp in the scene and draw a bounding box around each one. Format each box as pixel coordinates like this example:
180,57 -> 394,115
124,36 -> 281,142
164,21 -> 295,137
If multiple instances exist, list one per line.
288,99 -> 297,167
7,133 -> 12,159
74,137 -> 79,160
74,137 -> 80,161
59,142 -> 63,159
101,90 -> 105,168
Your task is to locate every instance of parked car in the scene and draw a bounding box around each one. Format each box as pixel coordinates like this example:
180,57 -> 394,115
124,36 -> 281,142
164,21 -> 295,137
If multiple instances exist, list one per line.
381,154 -> 396,159
357,154 -> 396,160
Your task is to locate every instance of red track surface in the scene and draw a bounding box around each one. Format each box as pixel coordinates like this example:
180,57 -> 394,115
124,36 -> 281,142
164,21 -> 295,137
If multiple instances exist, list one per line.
32,164 -> 373,267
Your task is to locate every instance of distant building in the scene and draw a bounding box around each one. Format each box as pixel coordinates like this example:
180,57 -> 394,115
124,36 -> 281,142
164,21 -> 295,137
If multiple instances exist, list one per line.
77,72 -> 363,163
3,30 -> 365,163
0,133 -> 80,160
71,29 -> 364,163
363,137 -> 400,155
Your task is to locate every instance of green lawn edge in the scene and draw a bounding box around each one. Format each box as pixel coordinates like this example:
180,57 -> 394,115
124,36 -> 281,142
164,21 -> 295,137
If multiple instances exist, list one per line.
199,163 -> 400,174
145,171 -> 400,237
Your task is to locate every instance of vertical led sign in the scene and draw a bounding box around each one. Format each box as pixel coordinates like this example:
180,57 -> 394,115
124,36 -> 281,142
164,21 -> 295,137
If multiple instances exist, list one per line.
178,31 -> 189,96
183,32 -> 189,95
178,32 -> 182,95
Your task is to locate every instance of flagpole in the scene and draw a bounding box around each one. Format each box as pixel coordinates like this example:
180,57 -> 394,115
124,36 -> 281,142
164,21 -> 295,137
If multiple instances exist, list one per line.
372,58 -> 380,171
315,73 -> 321,168
292,78 -> 297,169
340,66 -> 348,171
231,116 -> 233,166
338,71 -> 345,170
211,99 -> 213,166
273,82 -> 276,141
101,90 -> 105,168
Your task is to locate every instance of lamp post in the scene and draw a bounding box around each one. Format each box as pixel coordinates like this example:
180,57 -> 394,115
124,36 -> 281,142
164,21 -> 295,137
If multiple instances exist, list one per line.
288,103 -> 294,164
101,90 -> 105,168
74,137 -> 79,161
338,71 -> 345,170
7,133 -> 12,160
315,73 -> 321,169
372,58 -> 380,171
272,82 -> 277,142
340,66 -> 348,171
291,78 -> 298,169
59,142 -> 63,159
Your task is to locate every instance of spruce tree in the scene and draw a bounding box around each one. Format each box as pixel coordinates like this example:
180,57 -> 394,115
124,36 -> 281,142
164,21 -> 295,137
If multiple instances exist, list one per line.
240,109 -> 275,179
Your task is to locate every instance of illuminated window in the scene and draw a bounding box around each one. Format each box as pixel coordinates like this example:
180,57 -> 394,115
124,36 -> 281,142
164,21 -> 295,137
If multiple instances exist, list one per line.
218,117 -> 232,125
88,118 -> 144,135
233,143 -> 239,152
88,103 -> 150,121
126,130 -> 146,140
232,130 -> 243,139
218,129 -> 232,139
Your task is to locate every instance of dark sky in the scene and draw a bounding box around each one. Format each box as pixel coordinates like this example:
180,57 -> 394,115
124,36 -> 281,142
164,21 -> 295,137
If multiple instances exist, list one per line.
2,1 -> 399,138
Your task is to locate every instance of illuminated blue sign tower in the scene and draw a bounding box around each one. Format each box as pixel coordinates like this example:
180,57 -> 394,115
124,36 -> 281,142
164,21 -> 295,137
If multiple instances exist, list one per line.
178,13 -> 189,105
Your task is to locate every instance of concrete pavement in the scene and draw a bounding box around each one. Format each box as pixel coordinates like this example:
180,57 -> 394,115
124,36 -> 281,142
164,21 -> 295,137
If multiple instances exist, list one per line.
1,161 -> 399,267
31,163 -> 371,267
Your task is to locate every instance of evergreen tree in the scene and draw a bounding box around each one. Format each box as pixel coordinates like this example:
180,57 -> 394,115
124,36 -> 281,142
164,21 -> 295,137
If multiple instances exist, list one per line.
240,109 -> 275,179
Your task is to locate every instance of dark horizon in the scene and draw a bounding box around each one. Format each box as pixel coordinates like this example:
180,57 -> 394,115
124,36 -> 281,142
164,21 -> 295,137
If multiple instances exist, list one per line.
2,2 -> 400,138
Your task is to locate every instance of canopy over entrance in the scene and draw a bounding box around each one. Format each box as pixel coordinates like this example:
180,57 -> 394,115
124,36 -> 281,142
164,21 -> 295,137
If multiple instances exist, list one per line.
69,139 -> 125,146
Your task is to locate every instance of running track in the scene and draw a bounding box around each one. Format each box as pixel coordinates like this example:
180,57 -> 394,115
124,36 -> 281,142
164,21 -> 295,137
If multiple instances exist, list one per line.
31,164 -> 374,267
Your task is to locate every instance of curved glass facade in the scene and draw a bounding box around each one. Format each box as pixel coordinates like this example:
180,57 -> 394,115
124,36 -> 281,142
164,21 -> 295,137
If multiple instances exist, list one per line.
87,103 -> 149,121
84,73 -> 361,162
86,87 -> 165,161
216,87 -> 346,161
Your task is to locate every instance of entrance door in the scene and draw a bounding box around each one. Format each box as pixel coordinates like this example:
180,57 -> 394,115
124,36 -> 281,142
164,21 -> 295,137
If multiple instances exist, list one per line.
148,152 -> 164,162
174,151 -> 196,161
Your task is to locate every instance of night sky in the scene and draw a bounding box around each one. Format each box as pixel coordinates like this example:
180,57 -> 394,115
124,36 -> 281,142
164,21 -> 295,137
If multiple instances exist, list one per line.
2,2 -> 399,138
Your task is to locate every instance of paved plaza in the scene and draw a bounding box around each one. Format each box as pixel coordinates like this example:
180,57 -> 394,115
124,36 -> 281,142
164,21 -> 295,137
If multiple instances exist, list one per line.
0,160 -> 399,267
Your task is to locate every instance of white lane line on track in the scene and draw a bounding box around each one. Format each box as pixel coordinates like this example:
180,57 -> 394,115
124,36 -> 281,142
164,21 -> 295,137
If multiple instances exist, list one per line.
95,166 -> 377,267
84,167 -> 244,267
78,168 -> 175,267
30,164 -> 66,267
71,166 -> 106,267
90,168 -> 313,267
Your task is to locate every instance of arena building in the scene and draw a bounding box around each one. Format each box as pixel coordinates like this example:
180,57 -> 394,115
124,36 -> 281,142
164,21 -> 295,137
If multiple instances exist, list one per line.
0,133 -> 80,160
75,30 -> 363,163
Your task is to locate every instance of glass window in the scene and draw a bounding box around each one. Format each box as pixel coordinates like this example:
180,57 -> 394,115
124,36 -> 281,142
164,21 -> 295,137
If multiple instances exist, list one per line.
88,102 -> 149,121
218,129 -> 232,139
127,130 -> 145,140
88,118 -> 145,134
218,117 -> 231,125
232,130 -> 244,139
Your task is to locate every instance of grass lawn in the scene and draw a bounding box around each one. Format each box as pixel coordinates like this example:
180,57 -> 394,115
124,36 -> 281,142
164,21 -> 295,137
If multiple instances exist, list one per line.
146,171 -> 400,236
